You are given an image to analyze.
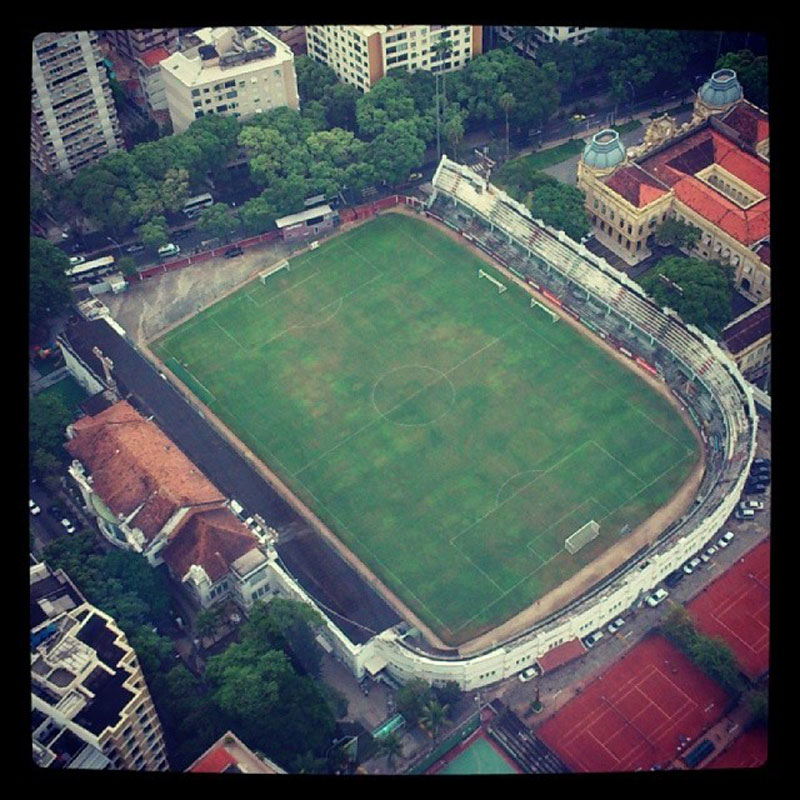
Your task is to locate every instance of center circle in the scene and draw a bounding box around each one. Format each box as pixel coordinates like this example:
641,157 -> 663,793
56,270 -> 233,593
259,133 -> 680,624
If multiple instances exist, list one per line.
372,365 -> 456,427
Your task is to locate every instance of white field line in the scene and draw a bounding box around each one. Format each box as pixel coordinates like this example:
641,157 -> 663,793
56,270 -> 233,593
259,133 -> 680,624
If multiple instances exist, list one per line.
589,439 -> 648,487
248,269 -> 321,308
449,440 -> 592,546
212,318 -> 245,349
292,326 -> 517,478
524,496 -> 607,560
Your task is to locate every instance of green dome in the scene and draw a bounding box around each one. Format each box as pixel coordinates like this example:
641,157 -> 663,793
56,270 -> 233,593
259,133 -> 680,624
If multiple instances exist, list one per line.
582,129 -> 626,170
698,69 -> 743,108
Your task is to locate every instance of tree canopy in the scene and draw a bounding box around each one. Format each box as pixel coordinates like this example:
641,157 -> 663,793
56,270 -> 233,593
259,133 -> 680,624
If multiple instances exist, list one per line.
529,182 -> 591,242
655,217 -> 702,250
716,49 -> 769,110
30,236 -> 71,328
638,255 -> 734,333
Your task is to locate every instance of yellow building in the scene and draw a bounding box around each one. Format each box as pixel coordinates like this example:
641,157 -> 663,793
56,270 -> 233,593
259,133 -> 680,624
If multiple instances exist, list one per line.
722,299 -> 771,386
577,69 -> 770,305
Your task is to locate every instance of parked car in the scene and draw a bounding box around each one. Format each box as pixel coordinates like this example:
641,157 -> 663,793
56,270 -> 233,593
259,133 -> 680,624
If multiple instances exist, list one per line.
407,172 -> 424,182
752,458 -> 770,467
741,500 -> 764,511
735,508 -> 756,521
69,255 -> 86,267
705,544 -> 718,557
700,553 -> 710,563
646,588 -> 669,607
518,666 -> 539,682
683,556 -> 702,574
224,246 -> 244,258
60,518 -> 76,535
125,243 -> 145,253
158,243 -> 181,258
744,483 -> 767,495
583,630 -> 604,648
29,499 -> 41,515
607,617 -> 626,634
717,531 -> 734,548
173,228 -> 193,240
664,570 -> 684,588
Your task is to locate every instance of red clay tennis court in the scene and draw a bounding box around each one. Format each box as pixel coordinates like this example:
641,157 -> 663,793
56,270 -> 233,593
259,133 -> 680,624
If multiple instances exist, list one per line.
687,539 -> 769,679
537,634 -> 730,772
704,726 -> 768,769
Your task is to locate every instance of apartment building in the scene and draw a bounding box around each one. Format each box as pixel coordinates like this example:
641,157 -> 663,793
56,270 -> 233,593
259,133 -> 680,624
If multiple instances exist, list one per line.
103,29 -> 179,63
135,47 -> 172,113
160,26 -> 299,133
495,25 -> 597,57
30,562 -> 169,771
31,31 -> 125,177
305,25 -> 483,92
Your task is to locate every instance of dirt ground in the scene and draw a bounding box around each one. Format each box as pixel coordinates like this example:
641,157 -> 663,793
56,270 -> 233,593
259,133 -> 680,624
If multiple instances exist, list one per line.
103,211 -> 713,657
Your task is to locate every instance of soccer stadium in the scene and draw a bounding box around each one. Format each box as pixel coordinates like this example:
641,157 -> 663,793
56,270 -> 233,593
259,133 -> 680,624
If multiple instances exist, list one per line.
148,156 -> 758,689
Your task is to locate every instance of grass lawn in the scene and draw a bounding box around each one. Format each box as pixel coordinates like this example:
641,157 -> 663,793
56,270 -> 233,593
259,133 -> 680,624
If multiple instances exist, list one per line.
513,139 -> 586,171
612,119 -> 643,135
153,212 -> 699,645
37,375 -> 88,416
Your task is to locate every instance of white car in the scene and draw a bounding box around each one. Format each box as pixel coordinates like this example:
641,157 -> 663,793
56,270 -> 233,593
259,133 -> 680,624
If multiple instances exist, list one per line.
646,588 -> 669,608
69,255 -> 86,267
583,631 -> 604,648
683,556 -> 702,575
518,666 -> 538,682
705,545 -> 718,557
607,617 -> 626,634
60,518 -> 76,534
700,553 -> 710,563
29,499 -> 41,515
717,531 -> 735,548
741,500 -> 764,511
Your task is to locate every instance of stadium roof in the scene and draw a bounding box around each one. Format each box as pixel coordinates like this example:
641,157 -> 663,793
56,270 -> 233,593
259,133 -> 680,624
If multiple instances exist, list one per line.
275,204 -> 334,228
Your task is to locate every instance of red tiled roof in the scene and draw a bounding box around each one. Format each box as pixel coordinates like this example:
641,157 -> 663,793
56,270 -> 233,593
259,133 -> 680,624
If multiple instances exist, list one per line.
65,401 -> 224,541
635,126 -> 770,246
139,47 -> 171,68
722,301 -> 771,354
722,103 -> 769,147
189,745 -> 238,773
162,507 -> 259,583
604,165 -> 668,208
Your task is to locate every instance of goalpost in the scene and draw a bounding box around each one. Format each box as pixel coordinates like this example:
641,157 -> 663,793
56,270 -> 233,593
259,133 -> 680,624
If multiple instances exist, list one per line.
531,296 -> 559,323
259,259 -> 290,284
478,268 -> 506,293
565,520 -> 600,554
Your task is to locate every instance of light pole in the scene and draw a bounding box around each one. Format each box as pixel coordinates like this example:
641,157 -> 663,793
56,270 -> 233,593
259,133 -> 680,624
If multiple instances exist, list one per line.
107,235 -> 123,257
625,81 -> 635,122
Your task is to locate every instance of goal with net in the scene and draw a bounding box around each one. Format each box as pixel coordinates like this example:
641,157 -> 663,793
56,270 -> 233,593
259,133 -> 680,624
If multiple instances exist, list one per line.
259,259 -> 290,284
478,268 -> 507,293
565,520 -> 600,554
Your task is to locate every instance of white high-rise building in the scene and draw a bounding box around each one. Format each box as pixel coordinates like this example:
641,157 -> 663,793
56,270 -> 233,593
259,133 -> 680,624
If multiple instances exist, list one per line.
31,31 -> 125,178
160,26 -> 299,133
305,25 -> 483,93
496,25 -> 598,57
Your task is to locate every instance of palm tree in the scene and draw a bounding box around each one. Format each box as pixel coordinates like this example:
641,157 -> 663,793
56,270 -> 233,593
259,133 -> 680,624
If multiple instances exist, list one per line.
377,731 -> 403,768
432,36 -> 454,162
419,699 -> 449,741
499,92 -> 515,158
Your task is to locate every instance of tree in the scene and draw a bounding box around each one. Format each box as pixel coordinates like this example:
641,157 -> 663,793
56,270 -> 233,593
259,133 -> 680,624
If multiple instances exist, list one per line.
638,256 -> 734,333
688,635 -> 744,695
295,55 -> 339,104
377,731 -> 403,767
443,110 -> 465,160
137,216 -> 170,250
29,394 -> 73,464
238,195 -> 277,236
529,183 -> 591,242
746,688 -> 768,727
116,256 -> 138,278
661,605 -> 698,650
716,49 -> 769,110
655,217 -> 702,250
433,680 -> 462,707
419,699 -> 449,741
29,237 -> 72,328
160,167 -> 191,213
195,606 -> 225,640
395,678 -> 432,727
196,202 -> 240,242
499,92 -> 515,158
368,119 -> 425,187
324,83 -> 360,132
509,26 -> 539,58
31,448 -> 64,490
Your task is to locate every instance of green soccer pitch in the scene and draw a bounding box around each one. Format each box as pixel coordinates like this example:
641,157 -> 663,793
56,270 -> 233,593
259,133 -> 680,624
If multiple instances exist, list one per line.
152,212 -> 700,645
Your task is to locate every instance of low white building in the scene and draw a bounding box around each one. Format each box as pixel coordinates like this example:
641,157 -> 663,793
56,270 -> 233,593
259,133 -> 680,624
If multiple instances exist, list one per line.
160,26 -> 299,133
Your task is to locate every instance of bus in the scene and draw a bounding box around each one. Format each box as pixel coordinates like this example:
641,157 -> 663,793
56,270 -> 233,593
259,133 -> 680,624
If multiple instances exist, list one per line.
182,193 -> 214,217
64,255 -> 116,283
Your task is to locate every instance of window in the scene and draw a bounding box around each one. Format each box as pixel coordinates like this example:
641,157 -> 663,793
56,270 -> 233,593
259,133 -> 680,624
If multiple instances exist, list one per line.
627,224 -> 632,235
610,210 -> 615,221
191,89 -> 200,97
593,198 -> 599,209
